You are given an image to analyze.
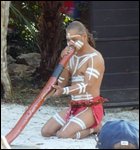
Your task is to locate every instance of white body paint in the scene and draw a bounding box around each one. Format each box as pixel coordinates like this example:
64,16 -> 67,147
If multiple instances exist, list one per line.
53,113 -> 66,126
62,52 -> 100,101
58,76 -> 65,83
54,51 -> 102,133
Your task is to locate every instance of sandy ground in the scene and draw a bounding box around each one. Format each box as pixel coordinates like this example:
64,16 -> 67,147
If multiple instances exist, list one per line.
1,103 -> 139,149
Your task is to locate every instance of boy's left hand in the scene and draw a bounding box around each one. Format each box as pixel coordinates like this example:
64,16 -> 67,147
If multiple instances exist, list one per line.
52,85 -> 63,96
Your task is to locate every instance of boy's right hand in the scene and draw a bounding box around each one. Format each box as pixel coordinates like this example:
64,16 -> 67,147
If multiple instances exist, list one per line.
60,46 -> 71,58
61,40 -> 76,58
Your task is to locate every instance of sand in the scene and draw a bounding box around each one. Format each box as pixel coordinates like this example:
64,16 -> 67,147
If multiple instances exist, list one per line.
1,103 -> 139,149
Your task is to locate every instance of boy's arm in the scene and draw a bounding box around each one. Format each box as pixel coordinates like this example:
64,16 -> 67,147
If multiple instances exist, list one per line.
57,64 -> 71,88
53,55 -> 104,96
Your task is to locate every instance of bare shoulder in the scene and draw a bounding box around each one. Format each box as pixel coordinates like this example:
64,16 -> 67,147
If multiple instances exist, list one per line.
93,49 -> 105,66
86,48 -> 105,74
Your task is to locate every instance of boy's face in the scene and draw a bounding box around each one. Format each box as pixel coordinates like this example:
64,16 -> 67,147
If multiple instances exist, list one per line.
66,30 -> 85,50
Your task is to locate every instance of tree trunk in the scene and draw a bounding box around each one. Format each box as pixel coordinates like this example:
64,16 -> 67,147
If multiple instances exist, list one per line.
37,1 -> 66,82
1,1 -> 13,100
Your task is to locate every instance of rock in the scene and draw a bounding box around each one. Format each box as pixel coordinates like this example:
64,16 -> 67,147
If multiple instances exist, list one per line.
8,63 -> 34,78
7,55 -> 16,65
16,53 -> 41,67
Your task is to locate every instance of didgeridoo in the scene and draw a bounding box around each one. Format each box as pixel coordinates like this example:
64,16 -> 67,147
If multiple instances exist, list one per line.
1,46 -> 75,149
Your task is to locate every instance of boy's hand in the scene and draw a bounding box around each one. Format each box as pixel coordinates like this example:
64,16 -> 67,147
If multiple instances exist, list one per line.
61,41 -> 75,58
60,46 -> 70,58
52,85 -> 63,97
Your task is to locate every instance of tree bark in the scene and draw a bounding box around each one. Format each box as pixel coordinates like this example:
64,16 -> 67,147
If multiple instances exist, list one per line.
1,1 -> 13,100
37,1 -> 66,82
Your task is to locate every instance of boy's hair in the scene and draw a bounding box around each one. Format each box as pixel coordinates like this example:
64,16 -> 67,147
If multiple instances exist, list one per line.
66,21 -> 96,48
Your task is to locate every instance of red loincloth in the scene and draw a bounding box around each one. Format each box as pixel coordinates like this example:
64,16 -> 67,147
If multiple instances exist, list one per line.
64,96 -> 106,128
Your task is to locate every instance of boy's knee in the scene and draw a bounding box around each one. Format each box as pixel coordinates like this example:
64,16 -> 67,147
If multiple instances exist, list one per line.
56,130 -> 71,138
41,127 -> 53,137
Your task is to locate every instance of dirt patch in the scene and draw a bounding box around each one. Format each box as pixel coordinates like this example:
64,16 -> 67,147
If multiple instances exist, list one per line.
1,76 -> 71,106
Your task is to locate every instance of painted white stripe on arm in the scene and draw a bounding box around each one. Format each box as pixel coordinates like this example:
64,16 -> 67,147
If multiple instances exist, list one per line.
58,79 -> 62,83
87,68 -> 100,76
86,71 -> 99,79
69,86 -> 81,93
59,77 -> 65,80
66,87 -> 69,94
62,87 -> 67,94
93,69 -> 100,75
63,87 -> 70,95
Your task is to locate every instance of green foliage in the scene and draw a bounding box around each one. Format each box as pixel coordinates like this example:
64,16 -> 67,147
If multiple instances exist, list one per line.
8,1 -> 40,54
63,14 -> 74,27
8,1 -> 74,57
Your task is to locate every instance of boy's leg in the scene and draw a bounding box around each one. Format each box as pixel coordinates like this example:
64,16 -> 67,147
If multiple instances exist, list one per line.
56,107 -> 98,139
41,108 -> 69,137
73,123 -> 102,139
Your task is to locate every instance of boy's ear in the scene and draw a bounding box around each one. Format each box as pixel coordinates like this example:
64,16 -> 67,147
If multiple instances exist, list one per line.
83,33 -> 88,41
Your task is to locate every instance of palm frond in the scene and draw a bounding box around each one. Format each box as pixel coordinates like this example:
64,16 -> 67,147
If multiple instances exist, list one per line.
10,3 -> 38,39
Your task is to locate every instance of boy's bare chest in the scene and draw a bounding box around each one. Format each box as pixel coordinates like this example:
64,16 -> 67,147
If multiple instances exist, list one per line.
70,56 -> 89,76
68,52 -> 97,76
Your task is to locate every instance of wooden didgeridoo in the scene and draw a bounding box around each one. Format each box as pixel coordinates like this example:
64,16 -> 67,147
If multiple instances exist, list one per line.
3,46 -> 75,146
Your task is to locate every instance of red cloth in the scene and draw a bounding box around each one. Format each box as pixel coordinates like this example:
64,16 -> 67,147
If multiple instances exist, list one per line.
60,1 -> 74,14
64,96 -> 105,129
